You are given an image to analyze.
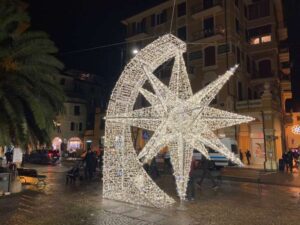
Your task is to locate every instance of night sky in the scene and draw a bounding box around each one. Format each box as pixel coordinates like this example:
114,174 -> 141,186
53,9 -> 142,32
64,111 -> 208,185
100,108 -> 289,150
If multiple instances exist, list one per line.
27,0 -> 300,108
28,0 -> 165,81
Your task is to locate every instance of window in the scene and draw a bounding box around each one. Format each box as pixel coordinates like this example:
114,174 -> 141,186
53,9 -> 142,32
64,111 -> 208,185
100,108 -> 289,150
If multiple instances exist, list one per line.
150,10 -> 167,27
189,51 -> 202,61
204,46 -> 216,67
131,18 -> 146,35
74,105 -> 80,116
79,123 -> 83,131
246,56 -> 251,73
60,78 -> 65,85
252,60 -> 257,78
177,26 -> 186,41
258,59 -> 272,78
248,0 -> 270,20
248,88 -> 252,100
203,0 -> 214,9
238,82 -> 243,101
236,47 -> 241,64
70,122 -> 75,131
235,0 -> 239,7
247,25 -> 272,45
177,2 -> 186,17
235,18 -> 240,33
203,17 -> 214,37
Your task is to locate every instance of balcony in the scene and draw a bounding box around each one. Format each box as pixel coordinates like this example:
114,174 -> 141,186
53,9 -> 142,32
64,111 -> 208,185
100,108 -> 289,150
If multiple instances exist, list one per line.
191,0 -> 223,19
190,26 -> 225,42
236,99 -> 262,111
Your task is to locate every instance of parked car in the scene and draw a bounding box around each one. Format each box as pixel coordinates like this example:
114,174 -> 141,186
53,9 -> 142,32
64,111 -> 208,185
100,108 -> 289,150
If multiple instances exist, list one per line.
25,150 -> 60,165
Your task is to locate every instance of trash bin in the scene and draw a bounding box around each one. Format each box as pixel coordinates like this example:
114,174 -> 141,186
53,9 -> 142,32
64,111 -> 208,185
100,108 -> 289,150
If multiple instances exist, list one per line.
0,173 -> 10,193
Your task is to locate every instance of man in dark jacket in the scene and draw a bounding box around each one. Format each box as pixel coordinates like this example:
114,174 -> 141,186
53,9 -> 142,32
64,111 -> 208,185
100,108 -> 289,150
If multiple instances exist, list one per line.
84,148 -> 96,180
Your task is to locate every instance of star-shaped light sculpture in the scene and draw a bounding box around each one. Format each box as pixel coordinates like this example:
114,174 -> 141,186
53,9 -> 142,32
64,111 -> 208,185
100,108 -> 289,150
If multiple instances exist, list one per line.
106,50 -> 255,200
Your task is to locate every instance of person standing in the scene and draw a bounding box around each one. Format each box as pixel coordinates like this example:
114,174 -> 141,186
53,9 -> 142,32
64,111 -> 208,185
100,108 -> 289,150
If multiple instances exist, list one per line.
282,151 -> 289,172
287,149 -> 294,173
246,150 -> 251,165
84,148 -> 96,180
239,150 -> 243,163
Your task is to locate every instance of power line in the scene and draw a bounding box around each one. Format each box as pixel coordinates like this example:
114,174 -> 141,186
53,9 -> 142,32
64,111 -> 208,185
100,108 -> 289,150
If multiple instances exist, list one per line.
170,0 -> 176,33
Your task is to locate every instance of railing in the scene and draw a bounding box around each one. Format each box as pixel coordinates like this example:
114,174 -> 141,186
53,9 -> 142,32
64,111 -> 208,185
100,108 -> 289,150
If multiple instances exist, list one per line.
191,0 -> 223,15
236,99 -> 262,109
190,26 -> 225,41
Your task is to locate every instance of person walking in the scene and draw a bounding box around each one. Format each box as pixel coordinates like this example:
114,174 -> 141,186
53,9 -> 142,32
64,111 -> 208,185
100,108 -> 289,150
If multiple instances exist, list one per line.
246,150 -> 251,165
197,157 -> 218,190
282,151 -> 289,172
287,149 -> 294,173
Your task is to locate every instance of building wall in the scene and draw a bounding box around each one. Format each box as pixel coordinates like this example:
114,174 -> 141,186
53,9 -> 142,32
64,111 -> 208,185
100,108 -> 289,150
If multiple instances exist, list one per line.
122,0 -> 288,170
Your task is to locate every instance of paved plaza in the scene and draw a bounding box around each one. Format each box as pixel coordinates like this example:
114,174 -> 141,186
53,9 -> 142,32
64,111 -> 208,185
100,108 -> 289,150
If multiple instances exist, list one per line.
1,164 -> 300,225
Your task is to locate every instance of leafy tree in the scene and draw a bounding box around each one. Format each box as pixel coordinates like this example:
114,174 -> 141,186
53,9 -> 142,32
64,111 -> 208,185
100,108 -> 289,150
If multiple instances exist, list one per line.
0,0 -> 65,147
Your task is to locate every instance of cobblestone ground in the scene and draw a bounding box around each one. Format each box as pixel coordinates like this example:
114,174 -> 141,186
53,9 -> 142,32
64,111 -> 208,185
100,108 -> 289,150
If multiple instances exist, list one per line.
1,163 -> 300,225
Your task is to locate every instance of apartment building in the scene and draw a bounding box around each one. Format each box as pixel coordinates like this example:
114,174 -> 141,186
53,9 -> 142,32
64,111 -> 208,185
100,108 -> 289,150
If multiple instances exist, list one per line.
121,0 -> 293,170
51,70 -> 107,154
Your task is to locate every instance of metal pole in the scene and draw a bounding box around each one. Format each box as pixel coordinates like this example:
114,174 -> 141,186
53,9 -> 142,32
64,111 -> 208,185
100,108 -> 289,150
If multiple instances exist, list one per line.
261,110 -> 267,171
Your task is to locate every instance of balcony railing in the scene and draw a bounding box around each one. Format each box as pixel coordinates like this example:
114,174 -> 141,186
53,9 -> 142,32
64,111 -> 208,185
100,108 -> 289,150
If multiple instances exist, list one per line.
191,0 -> 223,15
190,26 -> 225,42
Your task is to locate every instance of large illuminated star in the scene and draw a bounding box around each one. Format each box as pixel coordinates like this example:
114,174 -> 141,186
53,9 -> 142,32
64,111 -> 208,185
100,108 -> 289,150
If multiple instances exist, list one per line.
106,53 -> 254,200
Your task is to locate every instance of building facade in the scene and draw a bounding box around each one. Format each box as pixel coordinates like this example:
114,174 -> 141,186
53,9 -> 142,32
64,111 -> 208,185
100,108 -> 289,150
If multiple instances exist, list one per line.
121,0 -> 294,170
51,70 -> 107,155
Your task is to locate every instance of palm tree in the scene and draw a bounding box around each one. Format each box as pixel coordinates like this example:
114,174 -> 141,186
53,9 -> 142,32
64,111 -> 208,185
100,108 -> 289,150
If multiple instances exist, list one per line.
0,0 -> 65,147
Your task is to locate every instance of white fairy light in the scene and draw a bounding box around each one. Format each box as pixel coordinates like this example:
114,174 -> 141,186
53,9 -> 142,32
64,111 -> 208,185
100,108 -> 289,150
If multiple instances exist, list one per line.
103,34 -> 254,207
292,125 -> 300,135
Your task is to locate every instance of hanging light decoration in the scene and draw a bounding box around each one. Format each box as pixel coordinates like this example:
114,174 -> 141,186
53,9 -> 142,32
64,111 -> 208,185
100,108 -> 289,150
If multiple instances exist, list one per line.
103,34 -> 254,207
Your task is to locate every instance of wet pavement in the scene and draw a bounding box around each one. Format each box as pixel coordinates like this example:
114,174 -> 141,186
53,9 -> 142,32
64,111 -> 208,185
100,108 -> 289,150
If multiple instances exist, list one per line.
1,163 -> 300,225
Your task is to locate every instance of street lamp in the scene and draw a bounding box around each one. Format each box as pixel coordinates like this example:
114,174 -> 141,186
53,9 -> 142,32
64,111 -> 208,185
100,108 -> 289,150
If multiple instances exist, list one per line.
132,48 -> 139,55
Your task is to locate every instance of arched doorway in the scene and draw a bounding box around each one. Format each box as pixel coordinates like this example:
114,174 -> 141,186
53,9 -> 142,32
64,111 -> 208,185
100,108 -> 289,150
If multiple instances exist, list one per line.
52,137 -> 62,151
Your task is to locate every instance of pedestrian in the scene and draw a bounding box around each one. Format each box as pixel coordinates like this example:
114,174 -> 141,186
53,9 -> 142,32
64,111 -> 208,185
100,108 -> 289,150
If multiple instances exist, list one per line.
287,149 -> 294,173
282,151 -> 289,172
84,148 -> 96,180
150,158 -> 159,179
164,151 -> 172,173
246,150 -> 251,165
186,157 -> 198,201
197,157 -> 218,190
239,150 -> 243,162
4,148 -> 12,165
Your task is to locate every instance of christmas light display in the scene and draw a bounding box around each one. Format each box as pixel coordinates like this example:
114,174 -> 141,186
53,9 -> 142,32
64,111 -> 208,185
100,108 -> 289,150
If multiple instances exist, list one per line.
103,34 -> 254,207
292,125 -> 300,135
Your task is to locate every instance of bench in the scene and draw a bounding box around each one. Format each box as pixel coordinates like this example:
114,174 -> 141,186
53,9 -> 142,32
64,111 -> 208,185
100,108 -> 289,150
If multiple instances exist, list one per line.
17,168 -> 46,187
220,167 -> 264,193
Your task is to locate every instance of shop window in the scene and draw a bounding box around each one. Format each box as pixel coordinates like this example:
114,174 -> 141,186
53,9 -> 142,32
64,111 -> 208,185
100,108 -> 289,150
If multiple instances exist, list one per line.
204,46 -> 216,67
177,2 -> 186,17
